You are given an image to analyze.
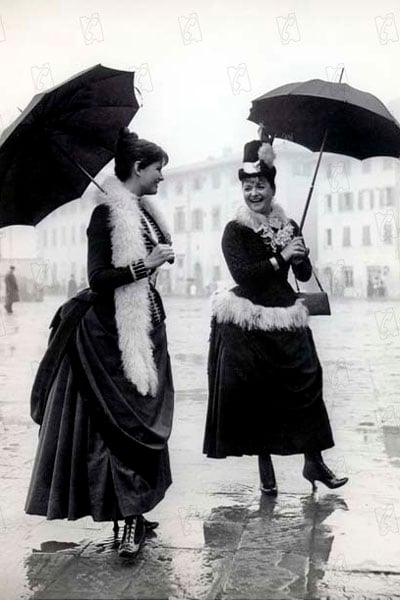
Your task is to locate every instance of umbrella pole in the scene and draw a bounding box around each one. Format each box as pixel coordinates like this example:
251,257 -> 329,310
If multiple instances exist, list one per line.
299,128 -> 328,233
52,139 -> 107,194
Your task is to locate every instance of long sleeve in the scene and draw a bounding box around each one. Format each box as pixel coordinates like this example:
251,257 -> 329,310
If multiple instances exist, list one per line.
222,221 -> 282,288
289,219 -> 312,283
87,204 -> 148,294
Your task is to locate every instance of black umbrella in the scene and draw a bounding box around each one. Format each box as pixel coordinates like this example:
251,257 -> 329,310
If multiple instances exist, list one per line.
0,64 -> 140,227
248,73 -> 400,229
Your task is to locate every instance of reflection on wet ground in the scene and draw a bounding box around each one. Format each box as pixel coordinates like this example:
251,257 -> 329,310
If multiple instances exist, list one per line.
2,298 -> 400,598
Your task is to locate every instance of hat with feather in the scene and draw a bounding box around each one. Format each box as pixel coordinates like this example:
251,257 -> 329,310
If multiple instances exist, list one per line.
238,126 -> 277,191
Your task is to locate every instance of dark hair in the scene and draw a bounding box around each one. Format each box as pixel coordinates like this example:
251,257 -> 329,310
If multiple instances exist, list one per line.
114,128 -> 169,182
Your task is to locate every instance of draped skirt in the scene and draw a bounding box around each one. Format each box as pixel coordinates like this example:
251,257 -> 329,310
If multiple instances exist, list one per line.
25,298 -> 174,521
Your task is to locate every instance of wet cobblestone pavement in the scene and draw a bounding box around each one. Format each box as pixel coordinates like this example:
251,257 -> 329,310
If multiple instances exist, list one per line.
1,296 -> 400,599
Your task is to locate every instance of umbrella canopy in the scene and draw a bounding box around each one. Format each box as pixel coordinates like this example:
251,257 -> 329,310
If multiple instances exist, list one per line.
248,79 -> 400,160
0,64 -> 139,227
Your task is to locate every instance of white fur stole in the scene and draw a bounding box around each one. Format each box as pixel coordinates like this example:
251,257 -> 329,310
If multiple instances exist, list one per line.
96,176 -> 170,397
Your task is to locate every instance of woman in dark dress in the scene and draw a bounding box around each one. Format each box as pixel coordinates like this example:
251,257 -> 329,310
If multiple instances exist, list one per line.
25,128 -> 175,558
203,137 -> 348,494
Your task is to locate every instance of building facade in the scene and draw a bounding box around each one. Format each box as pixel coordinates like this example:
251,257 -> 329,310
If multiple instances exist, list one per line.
34,142 -> 319,296
316,155 -> 400,298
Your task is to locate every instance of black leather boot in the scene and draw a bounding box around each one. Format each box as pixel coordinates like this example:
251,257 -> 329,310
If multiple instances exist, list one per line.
258,453 -> 277,496
118,516 -> 145,558
303,453 -> 348,492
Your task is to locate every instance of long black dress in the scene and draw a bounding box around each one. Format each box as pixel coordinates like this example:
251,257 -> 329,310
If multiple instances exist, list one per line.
25,203 -> 174,521
203,206 -> 334,458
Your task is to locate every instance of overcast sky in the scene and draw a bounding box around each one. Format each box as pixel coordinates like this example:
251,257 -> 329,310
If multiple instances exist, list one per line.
1,0 -> 400,166
1,0 -> 400,255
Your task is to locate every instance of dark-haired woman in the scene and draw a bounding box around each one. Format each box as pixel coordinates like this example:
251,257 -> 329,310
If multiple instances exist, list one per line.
26,129 -> 175,559
203,138 -> 348,494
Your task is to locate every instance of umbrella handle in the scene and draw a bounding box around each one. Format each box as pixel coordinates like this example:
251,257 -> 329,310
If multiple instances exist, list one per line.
299,128 -> 328,233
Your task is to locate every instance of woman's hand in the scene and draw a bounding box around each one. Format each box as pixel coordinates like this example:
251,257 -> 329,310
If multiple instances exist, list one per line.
143,244 -> 175,269
280,236 -> 309,263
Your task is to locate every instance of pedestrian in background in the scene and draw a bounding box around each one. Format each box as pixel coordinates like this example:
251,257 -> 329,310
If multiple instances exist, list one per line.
26,128 -> 175,560
4,265 -> 19,314
67,273 -> 78,298
203,139 -> 348,494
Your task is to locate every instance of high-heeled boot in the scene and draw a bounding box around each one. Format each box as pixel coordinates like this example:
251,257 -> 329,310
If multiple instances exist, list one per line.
303,452 -> 348,492
258,453 -> 277,496
118,516 -> 145,558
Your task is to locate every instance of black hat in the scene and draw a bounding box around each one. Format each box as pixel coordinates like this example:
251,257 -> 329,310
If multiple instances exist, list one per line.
238,138 -> 276,191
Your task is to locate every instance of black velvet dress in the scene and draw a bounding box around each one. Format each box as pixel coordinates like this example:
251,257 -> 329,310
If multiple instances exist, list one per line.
25,204 -> 174,521
203,217 -> 334,458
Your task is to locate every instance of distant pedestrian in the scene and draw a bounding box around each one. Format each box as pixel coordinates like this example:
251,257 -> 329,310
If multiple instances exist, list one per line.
67,274 -> 78,298
203,138 -> 348,495
4,266 -> 19,313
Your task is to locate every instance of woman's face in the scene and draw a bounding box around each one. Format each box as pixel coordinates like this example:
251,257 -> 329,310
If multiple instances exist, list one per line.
242,176 -> 274,215
138,160 -> 165,195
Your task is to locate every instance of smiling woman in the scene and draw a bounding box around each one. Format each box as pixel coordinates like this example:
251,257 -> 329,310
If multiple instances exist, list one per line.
203,136 -> 348,496
25,128 -> 175,561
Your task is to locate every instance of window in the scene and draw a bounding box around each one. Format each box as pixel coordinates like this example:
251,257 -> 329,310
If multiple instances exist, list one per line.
191,209 -> 203,231
362,160 -> 371,173
358,191 -> 364,210
325,228 -> 332,246
80,224 -> 86,243
325,194 -> 332,212
61,226 -> 66,246
211,206 -> 221,230
369,190 -> 374,209
192,176 -> 203,190
212,265 -> 222,281
174,207 -> 186,233
42,230 -> 48,248
386,187 -> 395,207
343,226 -> 351,246
175,180 -> 183,195
176,255 -> 184,269
343,267 -> 354,287
293,161 -> 312,176
338,192 -> 354,211
71,226 -> 76,245
383,222 -> 393,244
52,228 -> 57,247
212,171 -> 221,189
378,188 -> 386,207
362,225 -> 371,245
